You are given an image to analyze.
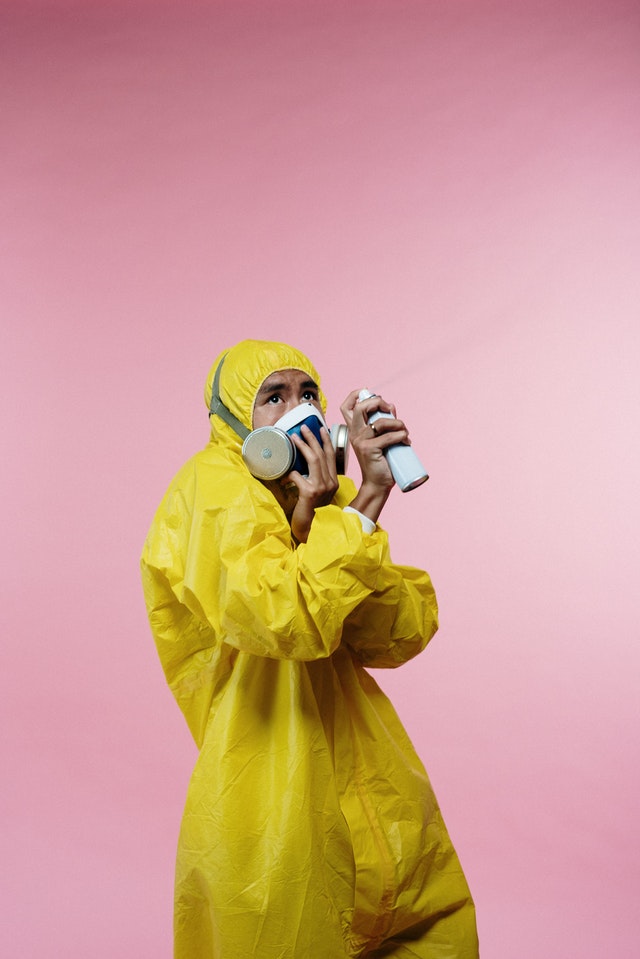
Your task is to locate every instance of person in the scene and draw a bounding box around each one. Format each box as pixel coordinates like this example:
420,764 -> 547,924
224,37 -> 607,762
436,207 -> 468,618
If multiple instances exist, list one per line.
141,339 -> 479,958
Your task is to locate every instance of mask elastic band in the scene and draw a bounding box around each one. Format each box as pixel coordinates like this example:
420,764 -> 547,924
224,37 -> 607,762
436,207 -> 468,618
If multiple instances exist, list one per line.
208,355 -> 250,440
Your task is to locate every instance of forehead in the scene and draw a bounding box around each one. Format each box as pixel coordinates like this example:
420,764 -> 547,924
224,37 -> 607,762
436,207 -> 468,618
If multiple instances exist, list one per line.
257,369 -> 318,394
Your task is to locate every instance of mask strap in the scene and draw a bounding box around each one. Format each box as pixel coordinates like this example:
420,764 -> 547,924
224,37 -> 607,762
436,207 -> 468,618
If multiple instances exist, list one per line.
208,355 -> 250,440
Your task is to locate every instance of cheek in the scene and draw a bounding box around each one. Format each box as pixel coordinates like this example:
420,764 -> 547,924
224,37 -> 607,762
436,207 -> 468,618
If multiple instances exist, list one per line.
252,403 -> 280,429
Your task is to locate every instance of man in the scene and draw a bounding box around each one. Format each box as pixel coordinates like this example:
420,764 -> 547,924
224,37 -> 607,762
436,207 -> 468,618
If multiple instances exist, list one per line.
141,339 -> 479,958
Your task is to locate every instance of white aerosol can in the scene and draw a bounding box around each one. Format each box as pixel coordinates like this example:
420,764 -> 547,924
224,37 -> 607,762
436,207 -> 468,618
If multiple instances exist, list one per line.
359,388 -> 429,492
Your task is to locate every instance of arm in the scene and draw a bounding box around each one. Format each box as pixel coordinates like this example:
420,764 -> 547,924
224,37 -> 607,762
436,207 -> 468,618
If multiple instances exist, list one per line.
342,558 -> 438,668
142,458 -> 392,664
337,389 -> 438,665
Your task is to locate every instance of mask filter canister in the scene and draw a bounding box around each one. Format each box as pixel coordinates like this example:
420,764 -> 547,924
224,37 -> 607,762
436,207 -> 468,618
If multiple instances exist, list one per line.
242,403 -> 327,481
242,427 -> 296,480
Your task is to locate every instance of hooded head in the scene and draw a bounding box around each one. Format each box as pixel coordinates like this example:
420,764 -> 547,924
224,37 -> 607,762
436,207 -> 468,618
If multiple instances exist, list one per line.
204,339 -> 326,450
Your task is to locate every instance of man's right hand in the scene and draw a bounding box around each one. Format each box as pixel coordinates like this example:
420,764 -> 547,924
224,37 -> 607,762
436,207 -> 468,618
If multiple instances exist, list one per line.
287,425 -> 339,543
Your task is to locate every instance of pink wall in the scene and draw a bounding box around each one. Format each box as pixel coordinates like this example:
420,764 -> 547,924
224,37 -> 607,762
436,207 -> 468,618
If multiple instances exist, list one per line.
2,1 -> 639,955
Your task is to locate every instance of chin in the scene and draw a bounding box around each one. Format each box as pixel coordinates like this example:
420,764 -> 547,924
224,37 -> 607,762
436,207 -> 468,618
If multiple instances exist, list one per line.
262,478 -> 299,519
280,487 -> 299,520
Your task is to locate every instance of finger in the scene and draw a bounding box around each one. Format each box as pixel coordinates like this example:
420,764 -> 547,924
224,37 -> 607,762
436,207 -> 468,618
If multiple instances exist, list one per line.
358,398 -> 394,422
374,427 -> 411,450
319,426 -> 337,465
364,416 -> 407,438
340,390 -> 362,426
319,428 -> 339,487
308,427 -> 337,485
374,395 -> 397,418
292,425 -> 324,458
281,469 -> 303,492
350,401 -> 376,433
287,433 -> 314,479
341,389 -> 362,411
297,425 -> 337,469
351,400 -> 394,437
290,428 -> 332,485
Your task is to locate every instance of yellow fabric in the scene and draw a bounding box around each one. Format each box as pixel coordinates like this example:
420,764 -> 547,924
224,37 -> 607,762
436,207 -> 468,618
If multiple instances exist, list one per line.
141,340 -> 478,958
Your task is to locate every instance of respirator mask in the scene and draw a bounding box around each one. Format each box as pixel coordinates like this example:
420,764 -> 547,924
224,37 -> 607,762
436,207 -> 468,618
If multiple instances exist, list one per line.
209,357 -> 349,481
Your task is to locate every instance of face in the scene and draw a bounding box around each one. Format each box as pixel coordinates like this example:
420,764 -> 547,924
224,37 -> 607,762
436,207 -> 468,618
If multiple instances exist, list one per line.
252,369 -> 323,518
252,369 -> 322,429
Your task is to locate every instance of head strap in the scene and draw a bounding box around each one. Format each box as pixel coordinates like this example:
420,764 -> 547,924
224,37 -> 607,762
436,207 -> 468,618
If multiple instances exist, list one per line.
208,355 -> 250,440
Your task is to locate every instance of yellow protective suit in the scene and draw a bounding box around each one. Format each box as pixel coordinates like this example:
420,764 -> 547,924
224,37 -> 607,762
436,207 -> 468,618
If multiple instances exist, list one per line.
141,340 -> 479,959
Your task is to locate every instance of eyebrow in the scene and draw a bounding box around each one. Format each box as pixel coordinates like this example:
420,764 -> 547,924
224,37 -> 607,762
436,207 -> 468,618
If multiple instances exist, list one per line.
257,378 -> 318,397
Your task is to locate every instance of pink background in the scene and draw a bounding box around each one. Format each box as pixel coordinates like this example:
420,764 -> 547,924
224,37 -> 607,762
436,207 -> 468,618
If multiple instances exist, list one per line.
2,1 -> 639,955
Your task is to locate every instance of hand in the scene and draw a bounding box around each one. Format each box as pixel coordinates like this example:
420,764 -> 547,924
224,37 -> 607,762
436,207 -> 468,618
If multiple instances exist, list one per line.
340,389 -> 411,523
287,425 -> 339,543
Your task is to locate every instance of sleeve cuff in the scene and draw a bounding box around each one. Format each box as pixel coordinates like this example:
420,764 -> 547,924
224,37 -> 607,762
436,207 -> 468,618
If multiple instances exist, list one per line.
343,505 -> 376,535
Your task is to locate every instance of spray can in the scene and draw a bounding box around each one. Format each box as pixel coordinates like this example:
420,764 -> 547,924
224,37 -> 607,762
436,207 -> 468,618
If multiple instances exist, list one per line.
358,388 -> 429,492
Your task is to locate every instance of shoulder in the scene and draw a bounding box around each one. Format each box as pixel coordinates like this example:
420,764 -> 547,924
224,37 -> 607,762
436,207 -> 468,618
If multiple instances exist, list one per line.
160,444 -> 249,506
151,442 -> 290,531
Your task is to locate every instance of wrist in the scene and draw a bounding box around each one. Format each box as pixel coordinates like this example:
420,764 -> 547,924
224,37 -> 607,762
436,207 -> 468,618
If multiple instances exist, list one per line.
348,481 -> 391,524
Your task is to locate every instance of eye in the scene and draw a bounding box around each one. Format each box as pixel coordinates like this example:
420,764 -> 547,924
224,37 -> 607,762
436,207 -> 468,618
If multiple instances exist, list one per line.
266,393 -> 283,404
302,389 -> 319,402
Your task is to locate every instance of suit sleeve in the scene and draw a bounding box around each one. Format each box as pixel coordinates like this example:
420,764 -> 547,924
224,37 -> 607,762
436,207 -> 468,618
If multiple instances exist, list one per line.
142,463 -> 403,664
